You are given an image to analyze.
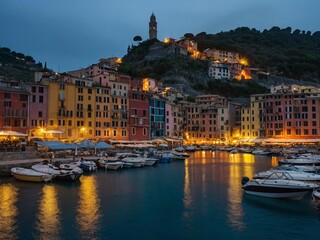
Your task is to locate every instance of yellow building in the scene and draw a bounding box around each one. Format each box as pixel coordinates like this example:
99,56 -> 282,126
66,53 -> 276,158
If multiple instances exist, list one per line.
45,74 -> 112,141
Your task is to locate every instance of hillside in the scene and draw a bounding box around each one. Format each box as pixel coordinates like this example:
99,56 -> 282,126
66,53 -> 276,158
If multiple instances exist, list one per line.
0,47 -> 44,82
119,26 -> 320,97
191,27 -> 320,81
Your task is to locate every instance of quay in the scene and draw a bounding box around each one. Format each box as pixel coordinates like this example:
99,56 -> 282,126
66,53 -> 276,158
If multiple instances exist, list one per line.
0,147 -> 73,177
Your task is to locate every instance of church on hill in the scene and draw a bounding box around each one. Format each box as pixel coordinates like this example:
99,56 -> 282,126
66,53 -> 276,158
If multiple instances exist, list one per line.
149,12 -> 157,40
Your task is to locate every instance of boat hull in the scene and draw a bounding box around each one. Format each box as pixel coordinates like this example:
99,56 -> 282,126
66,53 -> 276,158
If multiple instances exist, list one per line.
244,190 -> 309,200
11,168 -> 52,182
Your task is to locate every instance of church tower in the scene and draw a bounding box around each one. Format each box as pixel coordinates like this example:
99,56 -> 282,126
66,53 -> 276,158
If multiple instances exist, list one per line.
149,12 -> 157,40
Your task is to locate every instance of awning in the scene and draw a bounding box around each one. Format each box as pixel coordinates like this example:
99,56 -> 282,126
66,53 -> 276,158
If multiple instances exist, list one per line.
0,130 -> 28,137
36,141 -> 76,151
44,130 -> 64,134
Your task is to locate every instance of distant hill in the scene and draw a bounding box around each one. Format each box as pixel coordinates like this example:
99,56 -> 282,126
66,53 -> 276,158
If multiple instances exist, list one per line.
0,47 -> 44,82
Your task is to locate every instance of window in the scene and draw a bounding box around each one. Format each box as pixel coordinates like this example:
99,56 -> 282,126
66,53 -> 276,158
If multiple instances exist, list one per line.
39,96 -> 43,103
132,127 -> 136,135
38,111 -> 42,118
20,94 -> 28,101
39,87 -> 44,93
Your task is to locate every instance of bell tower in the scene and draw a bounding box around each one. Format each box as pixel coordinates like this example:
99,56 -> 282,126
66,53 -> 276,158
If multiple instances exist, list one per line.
149,12 -> 157,40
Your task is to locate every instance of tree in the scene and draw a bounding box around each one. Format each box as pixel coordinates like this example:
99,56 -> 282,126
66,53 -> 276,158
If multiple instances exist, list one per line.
133,36 -> 142,42
184,33 -> 194,39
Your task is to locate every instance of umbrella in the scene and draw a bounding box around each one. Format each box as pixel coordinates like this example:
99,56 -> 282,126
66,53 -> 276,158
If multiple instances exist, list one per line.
0,130 -> 28,137
95,142 -> 113,149
44,130 -> 64,134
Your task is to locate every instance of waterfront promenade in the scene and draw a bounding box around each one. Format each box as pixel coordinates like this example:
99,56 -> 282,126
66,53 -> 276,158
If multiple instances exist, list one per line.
0,147 -> 73,177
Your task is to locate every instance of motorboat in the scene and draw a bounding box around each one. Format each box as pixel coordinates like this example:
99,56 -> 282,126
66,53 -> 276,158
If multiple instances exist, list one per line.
169,150 -> 190,159
98,159 -> 123,170
121,157 -> 145,167
253,165 -> 320,181
142,157 -> 158,166
55,168 -> 83,181
11,167 -> 53,182
31,163 -> 60,176
77,159 -> 97,172
251,148 -> 271,155
241,172 -> 319,199
154,152 -> 174,163
279,158 -> 320,166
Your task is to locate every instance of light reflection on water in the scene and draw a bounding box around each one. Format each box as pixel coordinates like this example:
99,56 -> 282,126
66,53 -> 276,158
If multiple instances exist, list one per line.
0,183 -> 18,240
185,151 -> 270,231
227,153 -> 255,230
36,185 -> 61,240
77,175 -> 101,239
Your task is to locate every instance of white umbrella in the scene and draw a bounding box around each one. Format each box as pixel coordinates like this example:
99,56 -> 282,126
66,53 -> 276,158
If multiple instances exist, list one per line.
44,130 -> 64,134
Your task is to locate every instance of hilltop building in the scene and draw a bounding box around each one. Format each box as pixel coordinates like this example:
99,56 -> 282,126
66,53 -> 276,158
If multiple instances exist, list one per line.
149,13 -> 157,40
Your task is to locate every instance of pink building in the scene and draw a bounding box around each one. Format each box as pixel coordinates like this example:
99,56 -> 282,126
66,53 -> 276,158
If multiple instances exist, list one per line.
28,83 -> 48,138
264,91 -> 320,140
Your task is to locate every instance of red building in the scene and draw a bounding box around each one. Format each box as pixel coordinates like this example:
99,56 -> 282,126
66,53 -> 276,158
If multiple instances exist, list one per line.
0,80 -> 29,134
129,79 -> 150,141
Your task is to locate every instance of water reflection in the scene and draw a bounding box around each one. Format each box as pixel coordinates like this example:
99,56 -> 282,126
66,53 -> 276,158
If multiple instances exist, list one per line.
77,175 -> 101,239
227,154 -> 255,230
36,185 -> 61,240
0,184 -> 18,240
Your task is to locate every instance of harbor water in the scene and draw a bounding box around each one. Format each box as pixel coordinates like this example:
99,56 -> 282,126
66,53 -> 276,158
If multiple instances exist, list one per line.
1,151 -> 320,240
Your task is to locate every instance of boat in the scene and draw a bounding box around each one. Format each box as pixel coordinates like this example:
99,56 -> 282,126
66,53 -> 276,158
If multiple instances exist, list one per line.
184,145 -> 196,152
279,158 -> 320,166
155,152 -> 174,163
251,148 -> 271,155
241,172 -> 318,199
11,167 -> 53,182
98,159 -> 123,170
121,157 -> 145,167
312,188 -> 320,201
31,163 -> 60,176
253,165 -> 320,181
77,159 -> 97,172
55,168 -> 83,181
169,150 -> 190,159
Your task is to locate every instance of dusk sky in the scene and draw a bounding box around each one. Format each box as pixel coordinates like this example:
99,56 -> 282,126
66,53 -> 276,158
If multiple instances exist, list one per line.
1,0 -> 320,72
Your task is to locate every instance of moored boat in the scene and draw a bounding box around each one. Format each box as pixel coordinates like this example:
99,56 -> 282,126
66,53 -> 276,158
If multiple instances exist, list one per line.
98,159 -> 123,170
241,172 -> 318,199
11,167 -> 53,182
253,165 -> 320,181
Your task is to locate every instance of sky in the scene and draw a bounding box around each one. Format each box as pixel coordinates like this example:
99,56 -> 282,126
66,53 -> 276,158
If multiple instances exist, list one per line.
1,0 -> 320,72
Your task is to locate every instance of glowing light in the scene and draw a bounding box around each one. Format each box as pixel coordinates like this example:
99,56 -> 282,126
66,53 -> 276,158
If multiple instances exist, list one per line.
163,38 -> 170,43
239,58 -> 249,66
116,58 -> 122,64
0,184 -> 18,240
142,78 -> 149,91
77,175 -> 101,237
240,69 -> 252,80
36,185 -> 61,239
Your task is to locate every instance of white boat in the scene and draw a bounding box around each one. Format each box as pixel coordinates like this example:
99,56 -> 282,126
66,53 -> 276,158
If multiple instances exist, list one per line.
121,157 -> 145,167
252,148 -> 271,155
170,150 -> 190,159
11,167 -> 53,182
76,159 -> 97,172
31,163 -> 60,176
241,172 -> 318,199
279,158 -> 320,166
253,165 -> 320,181
142,157 -> 158,166
98,159 -> 123,170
